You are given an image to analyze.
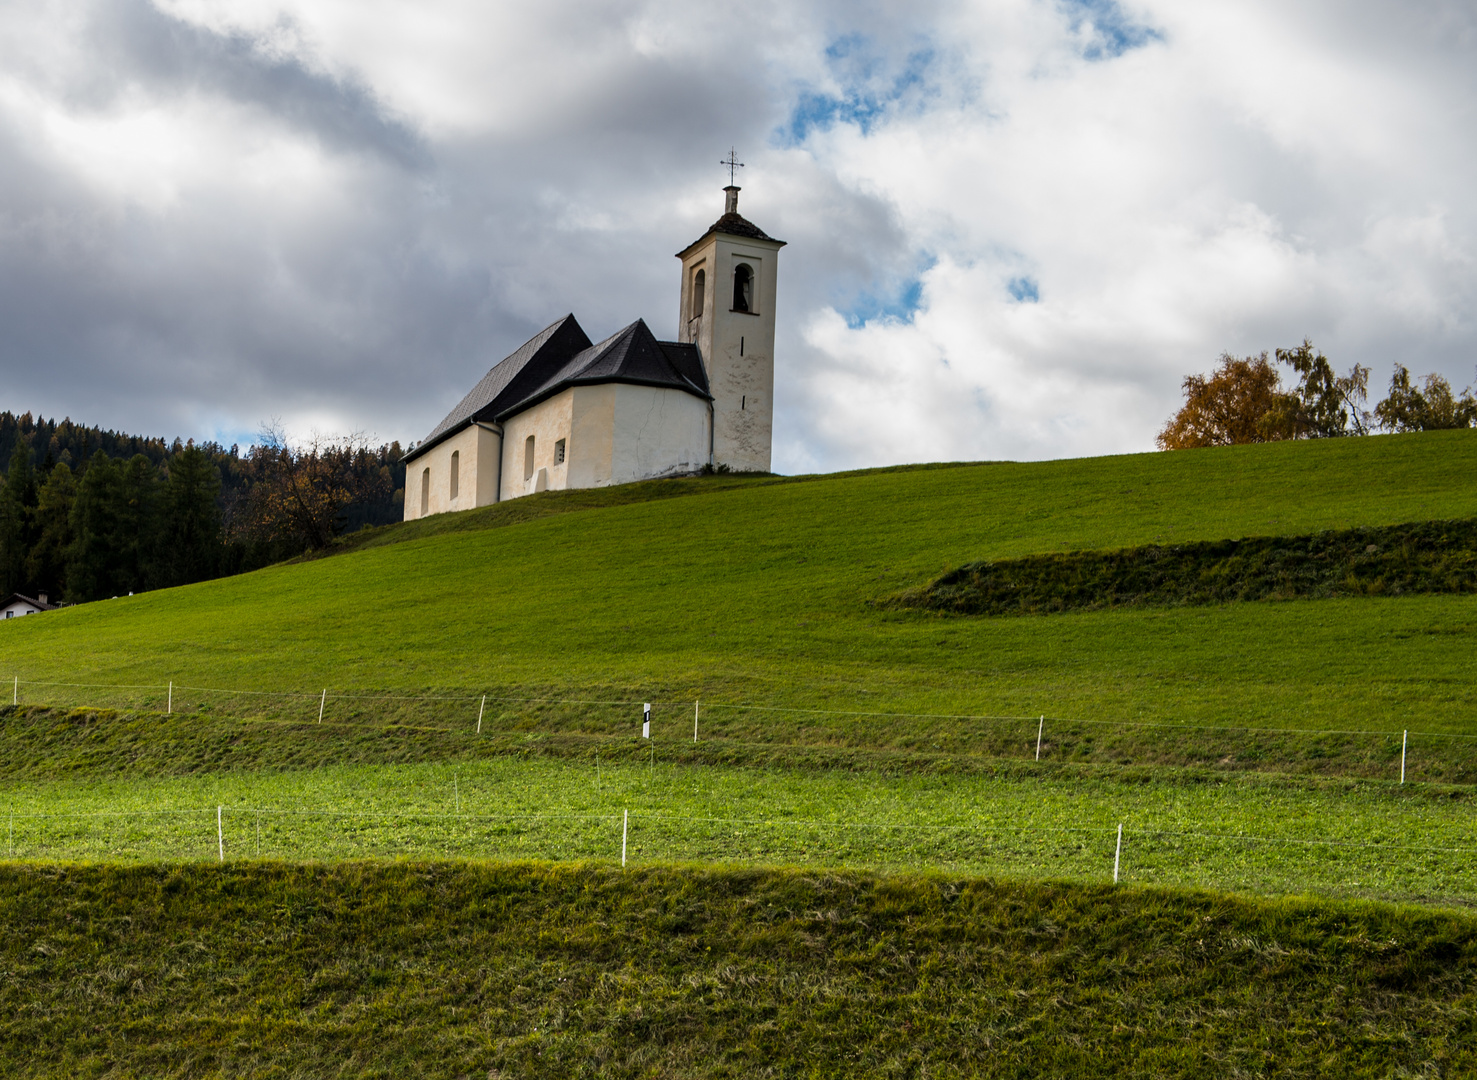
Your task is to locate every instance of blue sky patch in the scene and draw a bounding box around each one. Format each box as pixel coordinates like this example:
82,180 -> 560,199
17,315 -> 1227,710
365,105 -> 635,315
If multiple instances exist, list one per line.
782,36 -> 937,144
841,270 -> 929,328
1008,277 -> 1040,303
1061,0 -> 1163,60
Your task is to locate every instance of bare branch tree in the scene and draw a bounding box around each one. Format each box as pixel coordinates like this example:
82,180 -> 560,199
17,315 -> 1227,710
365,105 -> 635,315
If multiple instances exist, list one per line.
231,423 -> 390,551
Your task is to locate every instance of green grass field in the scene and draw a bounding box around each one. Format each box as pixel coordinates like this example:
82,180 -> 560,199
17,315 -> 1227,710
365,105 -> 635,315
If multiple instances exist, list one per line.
4,432 -> 1477,1075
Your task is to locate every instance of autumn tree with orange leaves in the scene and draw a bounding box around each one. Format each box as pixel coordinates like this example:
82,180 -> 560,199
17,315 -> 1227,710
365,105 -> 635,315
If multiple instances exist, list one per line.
1157,341 -> 1372,449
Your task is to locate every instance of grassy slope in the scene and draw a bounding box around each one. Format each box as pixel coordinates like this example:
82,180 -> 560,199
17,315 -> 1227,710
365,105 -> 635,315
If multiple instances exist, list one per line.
5,438 -> 1477,1073
3,863 -> 1474,1079
4,430 -> 1477,734
7,752 -> 1477,905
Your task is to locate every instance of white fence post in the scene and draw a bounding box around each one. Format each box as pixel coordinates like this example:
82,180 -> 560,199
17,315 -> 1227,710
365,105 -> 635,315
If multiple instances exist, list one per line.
1036,716 -> 1044,761
168,681 -> 173,714
12,676 -> 16,705
318,689 -> 326,723
642,703 -> 650,739
694,699 -> 699,743
477,694 -> 485,735
1113,823 -> 1123,883
622,809 -> 628,867
217,806 -> 224,862
1400,730 -> 1407,785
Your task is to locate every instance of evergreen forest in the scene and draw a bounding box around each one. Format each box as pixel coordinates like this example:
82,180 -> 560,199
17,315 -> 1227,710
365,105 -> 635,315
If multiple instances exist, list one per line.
0,412 -> 407,603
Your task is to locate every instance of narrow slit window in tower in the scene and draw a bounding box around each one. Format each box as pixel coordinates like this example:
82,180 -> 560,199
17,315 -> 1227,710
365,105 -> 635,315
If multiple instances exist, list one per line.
732,263 -> 753,313
420,468 -> 429,516
449,451 -> 459,499
692,269 -> 705,318
524,436 -> 536,480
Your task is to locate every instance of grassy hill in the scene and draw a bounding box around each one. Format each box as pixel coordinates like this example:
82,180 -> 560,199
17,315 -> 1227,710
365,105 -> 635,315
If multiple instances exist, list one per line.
4,429 -> 1477,733
4,432 -> 1477,1075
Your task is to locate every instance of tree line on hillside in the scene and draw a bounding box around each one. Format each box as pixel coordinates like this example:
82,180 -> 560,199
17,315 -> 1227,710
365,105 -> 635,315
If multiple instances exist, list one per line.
0,413 -> 407,604
1157,342 -> 1476,449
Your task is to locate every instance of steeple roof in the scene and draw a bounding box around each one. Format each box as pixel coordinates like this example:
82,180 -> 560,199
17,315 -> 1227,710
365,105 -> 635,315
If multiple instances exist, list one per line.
677,186 -> 786,257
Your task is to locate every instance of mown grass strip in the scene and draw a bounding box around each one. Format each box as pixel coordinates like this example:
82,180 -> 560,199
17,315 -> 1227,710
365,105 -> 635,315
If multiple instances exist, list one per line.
892,517 -> 1477,615
1,862 -> 1474,1078
6,701 -> 1477,785
5,753 -> 1474,906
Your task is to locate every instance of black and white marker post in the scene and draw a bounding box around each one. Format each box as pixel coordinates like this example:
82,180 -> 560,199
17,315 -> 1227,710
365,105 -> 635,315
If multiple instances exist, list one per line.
642,703 -> 651,739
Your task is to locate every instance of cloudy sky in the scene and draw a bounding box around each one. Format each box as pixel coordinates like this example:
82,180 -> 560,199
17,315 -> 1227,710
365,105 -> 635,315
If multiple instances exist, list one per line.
1,0 -> 1473,472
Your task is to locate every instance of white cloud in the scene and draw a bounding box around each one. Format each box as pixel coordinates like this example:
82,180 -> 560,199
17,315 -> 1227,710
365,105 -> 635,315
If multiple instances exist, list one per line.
0,0 -> 1472,470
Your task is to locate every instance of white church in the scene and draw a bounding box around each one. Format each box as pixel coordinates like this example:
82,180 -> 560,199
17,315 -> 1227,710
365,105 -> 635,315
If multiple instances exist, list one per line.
402,183 -> 784,519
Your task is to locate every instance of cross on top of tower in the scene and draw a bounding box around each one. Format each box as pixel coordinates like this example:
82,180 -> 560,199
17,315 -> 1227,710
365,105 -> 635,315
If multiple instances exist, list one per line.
720,148 -> 744,185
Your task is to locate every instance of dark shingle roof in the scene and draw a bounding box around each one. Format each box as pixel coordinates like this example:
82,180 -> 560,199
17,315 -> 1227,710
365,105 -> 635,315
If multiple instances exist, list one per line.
678,210 -> 786,256
407,315 -> 709,462
408,314 -> 592,461
500,319 -> 709,419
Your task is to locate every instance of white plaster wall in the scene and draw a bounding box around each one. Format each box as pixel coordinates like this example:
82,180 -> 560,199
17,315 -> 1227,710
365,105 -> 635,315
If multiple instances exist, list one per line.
402,422 -> 500,521
2,600 -> 44,619
609,384 -> 709,485
499,390 -> 577,500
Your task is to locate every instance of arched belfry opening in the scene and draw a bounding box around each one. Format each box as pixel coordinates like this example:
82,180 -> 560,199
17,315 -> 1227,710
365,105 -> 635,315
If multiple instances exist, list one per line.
732,263 -> 753,313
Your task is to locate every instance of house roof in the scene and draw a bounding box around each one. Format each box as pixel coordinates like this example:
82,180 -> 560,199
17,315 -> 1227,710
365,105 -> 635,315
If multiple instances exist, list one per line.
1,593 -> 57,612
406,315 -> 709,463
500,319 -> 708,420
410,314 -> 593,458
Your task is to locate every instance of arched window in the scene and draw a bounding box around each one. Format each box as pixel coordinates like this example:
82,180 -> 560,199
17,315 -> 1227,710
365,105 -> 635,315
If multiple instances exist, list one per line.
732,263 -> 753,313
449,450 -> 459,499
692,269 -> 705,319
524,435 -> 536,481
420,468 -> 429,516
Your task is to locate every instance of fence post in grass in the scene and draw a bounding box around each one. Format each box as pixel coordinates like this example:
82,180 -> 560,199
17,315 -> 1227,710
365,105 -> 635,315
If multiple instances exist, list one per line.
1400,730 -> 1407,785
477,694 -> 485,735
1113,823 -> 1123,884
1036,716 -> 1044,761
318,689 -> 326,723
8,808 -> 11,857
12,676 -> 16,705
217,806 -> 224,862
168,682 -> 173,714
622,809 -> 628,867
642,702 -> 650,739
694,699 -> 699,743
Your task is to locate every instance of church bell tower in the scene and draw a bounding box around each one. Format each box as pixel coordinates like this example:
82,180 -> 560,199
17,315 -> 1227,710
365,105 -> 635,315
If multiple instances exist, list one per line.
676,178 -> 785,473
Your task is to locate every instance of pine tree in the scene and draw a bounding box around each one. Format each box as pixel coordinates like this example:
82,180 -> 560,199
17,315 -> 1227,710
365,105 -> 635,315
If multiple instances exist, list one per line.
25,462 -> 76,597
67,452 -> 123,602
156,445 -> 223,587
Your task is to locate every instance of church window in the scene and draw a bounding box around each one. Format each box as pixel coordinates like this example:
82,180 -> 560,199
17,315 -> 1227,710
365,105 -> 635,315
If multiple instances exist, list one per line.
420,468 -> 429,516
524,436 -> 535,481
692,269 -> 705,319
554,438 -> 566,465
732,264 -> 753,313
449,451 -> 459,499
